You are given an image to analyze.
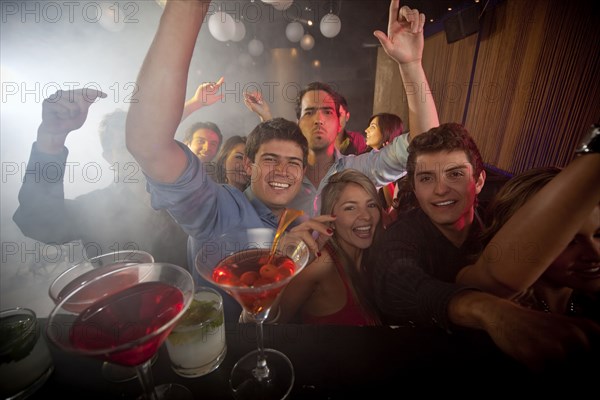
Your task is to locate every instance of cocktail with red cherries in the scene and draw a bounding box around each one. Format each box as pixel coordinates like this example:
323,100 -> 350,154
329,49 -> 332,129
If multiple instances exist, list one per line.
212,248 -> 298,315
196,224 -> 309,400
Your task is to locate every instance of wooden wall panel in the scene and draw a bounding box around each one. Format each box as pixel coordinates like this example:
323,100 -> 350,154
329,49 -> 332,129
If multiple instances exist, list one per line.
421,30 -> 477,126
373,48 -> 407,121
465,0 -> 550,171
373,0 -> 600,174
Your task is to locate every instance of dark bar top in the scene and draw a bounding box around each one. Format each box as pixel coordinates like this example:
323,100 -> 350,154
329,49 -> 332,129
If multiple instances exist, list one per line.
31,321 -> 597,399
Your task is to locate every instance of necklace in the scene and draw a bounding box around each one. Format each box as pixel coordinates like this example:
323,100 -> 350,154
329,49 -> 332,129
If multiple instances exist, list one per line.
537,295 -> 577,315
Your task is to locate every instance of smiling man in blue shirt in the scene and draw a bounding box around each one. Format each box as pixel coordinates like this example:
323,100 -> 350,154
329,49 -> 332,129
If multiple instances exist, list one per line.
124,2 -> 334,288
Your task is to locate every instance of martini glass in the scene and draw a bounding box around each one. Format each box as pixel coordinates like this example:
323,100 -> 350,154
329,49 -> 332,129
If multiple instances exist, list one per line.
46,262 -> 194,400
48,250 -> 154,382
195,225 -> 309,399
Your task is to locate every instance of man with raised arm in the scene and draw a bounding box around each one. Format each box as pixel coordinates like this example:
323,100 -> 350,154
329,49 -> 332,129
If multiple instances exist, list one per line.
13,74 -> 224,273
125,0 -> 333,278
13,89 -> 189,270
244,1 -> 439,218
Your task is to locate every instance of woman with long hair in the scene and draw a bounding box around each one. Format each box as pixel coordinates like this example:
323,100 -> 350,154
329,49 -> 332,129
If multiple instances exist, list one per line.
276,170 -> 383,325
210,135 -> 249,191
365,113 -> 404,226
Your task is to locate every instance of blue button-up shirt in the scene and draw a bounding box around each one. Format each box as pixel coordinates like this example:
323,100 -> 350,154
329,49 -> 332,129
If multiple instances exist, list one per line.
289,133 -> 410,218
145,143 -> 281,281
146,134 -> 410,277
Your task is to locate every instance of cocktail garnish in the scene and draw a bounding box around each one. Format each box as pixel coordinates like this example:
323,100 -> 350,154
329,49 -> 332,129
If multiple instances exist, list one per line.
267,208 -> 303,264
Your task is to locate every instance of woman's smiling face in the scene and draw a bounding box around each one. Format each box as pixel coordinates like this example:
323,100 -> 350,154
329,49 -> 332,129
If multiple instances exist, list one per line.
542,205 -> 600,292
332,183 -> 381,253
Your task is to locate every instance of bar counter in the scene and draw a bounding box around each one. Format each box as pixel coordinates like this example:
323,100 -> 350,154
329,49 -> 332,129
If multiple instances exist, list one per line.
31,321 -> 596,398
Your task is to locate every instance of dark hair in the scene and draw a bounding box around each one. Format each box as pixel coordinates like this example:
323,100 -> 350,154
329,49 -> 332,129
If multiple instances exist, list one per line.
213,135 -> 247,184
245,118 -> 309,166
183,121 -> 223,148
99,109 -> 127,152
368,113 -> 404,148
391,175 -> 419,213
481,166 -> 561,246
339,94 -> 349,113
295,82 -> 341,119
406,123 -> 484,189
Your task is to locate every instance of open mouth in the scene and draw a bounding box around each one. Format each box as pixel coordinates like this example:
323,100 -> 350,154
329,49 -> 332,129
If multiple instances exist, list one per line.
269,181 -> 291,190
353,225 -> 372,239
433,200 -> 457,207
572,265 -> 600,278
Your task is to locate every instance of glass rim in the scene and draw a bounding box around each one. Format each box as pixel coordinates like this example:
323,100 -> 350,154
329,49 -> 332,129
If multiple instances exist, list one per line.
46,262 -> 193,358
48,250 -> 154,303
0,307 -> 38,351
171,286 -> 224,332
194,240 -> 309,292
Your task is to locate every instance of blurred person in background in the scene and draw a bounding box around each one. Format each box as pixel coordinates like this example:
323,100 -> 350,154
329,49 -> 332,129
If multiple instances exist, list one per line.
364,112 -> 405,226
336,95 -> 368,156
209,135 -> 249,191
13,82 -> 219,273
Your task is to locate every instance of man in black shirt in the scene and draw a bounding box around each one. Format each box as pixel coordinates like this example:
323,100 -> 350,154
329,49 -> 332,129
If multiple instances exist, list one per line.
368,122 -> 598,370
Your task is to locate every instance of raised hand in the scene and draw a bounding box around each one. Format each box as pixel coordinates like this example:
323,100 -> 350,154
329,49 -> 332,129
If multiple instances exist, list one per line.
191,77 -> 224,107
373,0 -> 425,65
181,77 -> 225,121
243,90 -> 273,122
37,88 -> 107,153
373,0 -> 437,139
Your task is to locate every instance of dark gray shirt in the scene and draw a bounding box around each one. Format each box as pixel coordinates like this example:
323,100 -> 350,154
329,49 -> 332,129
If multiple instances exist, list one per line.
13,144 -> 189,270
367,208 -> 483,330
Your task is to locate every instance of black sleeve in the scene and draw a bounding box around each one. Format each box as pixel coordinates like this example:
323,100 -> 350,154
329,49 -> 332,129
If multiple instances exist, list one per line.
368,220 -> 470,331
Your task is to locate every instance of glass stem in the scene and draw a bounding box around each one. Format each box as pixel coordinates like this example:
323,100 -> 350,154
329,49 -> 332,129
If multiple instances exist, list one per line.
136,360 -> 159,400
253,319 -> 270,381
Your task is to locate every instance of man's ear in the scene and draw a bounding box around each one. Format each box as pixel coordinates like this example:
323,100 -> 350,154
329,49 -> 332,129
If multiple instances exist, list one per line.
243,155 -> 253,177
475,169 -> 486,195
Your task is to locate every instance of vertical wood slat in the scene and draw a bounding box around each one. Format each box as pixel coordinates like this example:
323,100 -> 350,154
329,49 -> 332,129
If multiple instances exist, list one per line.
373,48 -> 408,123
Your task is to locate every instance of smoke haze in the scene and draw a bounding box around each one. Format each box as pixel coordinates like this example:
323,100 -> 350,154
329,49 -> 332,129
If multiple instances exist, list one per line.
1,0 -> 385,315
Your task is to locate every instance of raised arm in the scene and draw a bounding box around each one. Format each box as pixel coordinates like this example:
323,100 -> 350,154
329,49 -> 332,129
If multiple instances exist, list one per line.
457,148 -> 600,297
13,89 -> 106,243
374,0 -> 439,140
126,1 -> 211,183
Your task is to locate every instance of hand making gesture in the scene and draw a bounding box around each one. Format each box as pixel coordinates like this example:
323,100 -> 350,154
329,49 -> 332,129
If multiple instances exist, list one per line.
374,0 -> 425,65
243,90 -> 273,122
181,76 -> 225,121
37,88 -> 107,153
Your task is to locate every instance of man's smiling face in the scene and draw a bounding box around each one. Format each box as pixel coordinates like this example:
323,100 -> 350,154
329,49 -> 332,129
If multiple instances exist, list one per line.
246,139 -> 305,214
413,149 -> 484,233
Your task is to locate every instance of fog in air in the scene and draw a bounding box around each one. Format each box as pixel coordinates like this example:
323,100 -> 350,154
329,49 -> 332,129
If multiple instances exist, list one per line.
1,0 -> 380,315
